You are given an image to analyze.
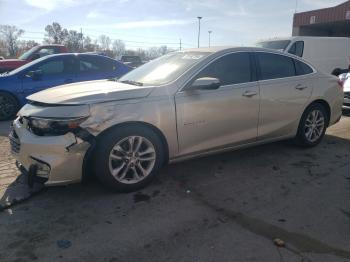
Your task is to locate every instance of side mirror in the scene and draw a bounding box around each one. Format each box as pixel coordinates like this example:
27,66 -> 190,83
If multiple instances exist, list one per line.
187,77 -> 221,91
26,70 -> 42,81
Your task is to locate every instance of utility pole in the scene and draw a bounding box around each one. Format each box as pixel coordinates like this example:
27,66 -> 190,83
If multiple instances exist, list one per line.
208,30 -> 212,47
197,16 -> 202,48
294,0 -> 298,13
179,38 -> 182,50
80,28 -> 84,50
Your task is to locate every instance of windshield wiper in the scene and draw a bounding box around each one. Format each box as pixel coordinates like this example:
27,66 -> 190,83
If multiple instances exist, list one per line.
120,80 -> 143,86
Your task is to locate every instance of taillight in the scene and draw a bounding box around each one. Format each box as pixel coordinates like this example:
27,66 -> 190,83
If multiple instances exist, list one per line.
337,79 -> 344,91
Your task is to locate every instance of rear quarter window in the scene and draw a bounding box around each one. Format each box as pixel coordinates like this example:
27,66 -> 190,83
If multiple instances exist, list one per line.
257,52 -> 296,80
294,60 -> 314,75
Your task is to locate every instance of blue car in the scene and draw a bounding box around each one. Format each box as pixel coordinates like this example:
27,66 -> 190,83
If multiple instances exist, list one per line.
0,53 -> 131,120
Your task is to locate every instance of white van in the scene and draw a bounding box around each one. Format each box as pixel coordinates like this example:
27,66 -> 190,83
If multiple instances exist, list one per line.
257,37 -> 350,75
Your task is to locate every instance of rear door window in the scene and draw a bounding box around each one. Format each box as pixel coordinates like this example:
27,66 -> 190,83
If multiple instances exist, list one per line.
79,56 -> 117,73
257,52 -> 296,80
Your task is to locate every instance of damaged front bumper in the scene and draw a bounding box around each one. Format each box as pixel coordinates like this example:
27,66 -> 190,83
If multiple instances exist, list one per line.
10,117 -> 92,186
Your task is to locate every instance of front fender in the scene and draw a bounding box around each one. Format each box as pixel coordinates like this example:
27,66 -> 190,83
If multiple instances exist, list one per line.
80,97 -> 179,158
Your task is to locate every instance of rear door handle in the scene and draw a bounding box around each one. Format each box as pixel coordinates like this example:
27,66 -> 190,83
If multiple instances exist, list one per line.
295,84 -> 308,90
242,91 -> 258,97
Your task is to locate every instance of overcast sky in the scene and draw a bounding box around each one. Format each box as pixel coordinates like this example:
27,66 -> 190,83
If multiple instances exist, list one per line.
0,0 -> 347,49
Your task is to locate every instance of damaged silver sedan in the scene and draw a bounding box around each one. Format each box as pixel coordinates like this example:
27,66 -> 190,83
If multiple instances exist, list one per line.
10,47 -> 343,192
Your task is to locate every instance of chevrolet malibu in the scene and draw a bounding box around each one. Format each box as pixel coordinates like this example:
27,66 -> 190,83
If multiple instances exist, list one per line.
10,47 -> 343,192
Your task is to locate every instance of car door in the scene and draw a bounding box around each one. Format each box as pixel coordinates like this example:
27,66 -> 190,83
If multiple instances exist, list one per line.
255,52 -> 314,140
76,55 -> 119,82
175,52 -> 260,156
21,55 -> 77,97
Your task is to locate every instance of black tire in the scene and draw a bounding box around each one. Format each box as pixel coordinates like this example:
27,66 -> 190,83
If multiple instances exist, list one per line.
0,91 -> 19,121
93,124 -> 164,192
331,68 -> 342,76
295,103 -> 328,147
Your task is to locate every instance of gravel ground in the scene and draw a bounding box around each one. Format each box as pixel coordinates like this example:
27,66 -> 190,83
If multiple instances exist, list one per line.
0,114 -> 349,262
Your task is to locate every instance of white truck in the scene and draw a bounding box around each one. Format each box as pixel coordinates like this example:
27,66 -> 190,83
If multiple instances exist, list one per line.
257,37 -> 350,75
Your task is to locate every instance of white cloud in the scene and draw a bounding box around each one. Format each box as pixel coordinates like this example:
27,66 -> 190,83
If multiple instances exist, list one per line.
24,0 -> 76,11
301,0 -> 345,9
112,19 -> 193,29
86,11 -> 100,18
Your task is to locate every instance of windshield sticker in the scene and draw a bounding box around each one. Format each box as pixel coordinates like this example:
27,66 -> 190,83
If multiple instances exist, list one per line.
182,54 -> 204,60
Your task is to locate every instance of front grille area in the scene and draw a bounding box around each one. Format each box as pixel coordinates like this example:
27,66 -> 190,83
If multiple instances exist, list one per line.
9,130 -> 20,154
344,92 -> 350,99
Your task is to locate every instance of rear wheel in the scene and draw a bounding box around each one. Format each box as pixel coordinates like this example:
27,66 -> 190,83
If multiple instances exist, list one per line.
93,125 -> 164,192
295,103 -> 328,147
0,92 -> 19,121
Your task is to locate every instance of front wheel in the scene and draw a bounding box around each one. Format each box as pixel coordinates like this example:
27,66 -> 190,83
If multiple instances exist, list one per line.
0,92 -> 19,121
93,125 -> 164,192
295,103 -> 328,147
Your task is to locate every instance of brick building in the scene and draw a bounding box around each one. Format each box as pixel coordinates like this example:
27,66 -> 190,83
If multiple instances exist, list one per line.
293,1 -> 350,37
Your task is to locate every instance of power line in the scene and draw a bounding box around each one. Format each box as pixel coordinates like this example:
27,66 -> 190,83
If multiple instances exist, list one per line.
20,33 -> 195,47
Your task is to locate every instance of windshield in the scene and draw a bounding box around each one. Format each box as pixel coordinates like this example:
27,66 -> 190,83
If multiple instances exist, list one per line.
256,40 -> 291,51
18,46 -> 39,60
118,51 -> 211,86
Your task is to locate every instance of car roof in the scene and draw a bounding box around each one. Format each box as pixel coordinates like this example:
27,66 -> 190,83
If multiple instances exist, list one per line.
41,53 -> 115,60
257,36 -> 350,42
182,46 -> 287,54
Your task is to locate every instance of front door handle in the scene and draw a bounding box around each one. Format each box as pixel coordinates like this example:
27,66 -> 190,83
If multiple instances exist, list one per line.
295,84 -> 308,90
242,91 -> 258,97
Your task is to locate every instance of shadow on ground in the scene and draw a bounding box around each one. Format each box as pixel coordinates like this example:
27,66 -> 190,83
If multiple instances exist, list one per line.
0,132 -> 349,261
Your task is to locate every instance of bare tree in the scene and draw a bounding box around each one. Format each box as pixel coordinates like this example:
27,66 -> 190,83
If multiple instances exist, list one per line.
0,25 -> 24,57
158,45 -> 168,56
65,30 -> 83,52
18,40 -> 39,54
83,36 -> 98,52
99,35 -> 111,51
44,22 -> 68,44
146,47 -> 160,59
0,39 -> 8,57
112,39 -> 125,57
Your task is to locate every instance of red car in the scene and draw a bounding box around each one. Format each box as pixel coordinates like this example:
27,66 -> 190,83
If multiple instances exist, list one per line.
0,45 -> 68,73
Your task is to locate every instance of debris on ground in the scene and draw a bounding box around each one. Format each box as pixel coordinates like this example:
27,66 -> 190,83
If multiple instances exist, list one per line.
57,239 -> 72,249
273,238 -> 285,247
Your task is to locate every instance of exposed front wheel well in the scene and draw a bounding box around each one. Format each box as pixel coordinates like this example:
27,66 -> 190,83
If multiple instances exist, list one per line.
96,121 -> 170,165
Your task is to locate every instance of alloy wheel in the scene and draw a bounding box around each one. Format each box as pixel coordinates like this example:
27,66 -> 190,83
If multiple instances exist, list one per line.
108,136 -> 156,184
304,109 -> 325,143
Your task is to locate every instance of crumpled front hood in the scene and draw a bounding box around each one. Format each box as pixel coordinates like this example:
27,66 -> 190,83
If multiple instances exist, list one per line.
27,79 -> 154,105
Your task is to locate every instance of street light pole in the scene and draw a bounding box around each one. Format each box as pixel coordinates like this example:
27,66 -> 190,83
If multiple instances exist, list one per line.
197,16 -> 202,48
208,30 -> 212,47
